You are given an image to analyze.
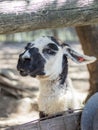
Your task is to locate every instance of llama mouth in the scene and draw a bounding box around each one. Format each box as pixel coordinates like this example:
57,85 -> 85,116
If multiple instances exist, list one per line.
19,70 -> 36,77
20,70 -> 28,76
19,68 -> 45,77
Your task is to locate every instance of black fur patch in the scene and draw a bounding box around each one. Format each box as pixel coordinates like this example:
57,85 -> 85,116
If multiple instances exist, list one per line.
39,111 -> 48,118
17,47 -> 46,77
29,47 -> 46,77
59,55 -> 68,85
47,43 -> 58,51
43,48 -> 56,55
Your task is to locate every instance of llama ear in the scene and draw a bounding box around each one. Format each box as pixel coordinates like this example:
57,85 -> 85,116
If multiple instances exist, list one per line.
63,46 -> 96,64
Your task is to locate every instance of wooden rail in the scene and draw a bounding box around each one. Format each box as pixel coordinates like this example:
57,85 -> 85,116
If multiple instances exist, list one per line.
6,111 -> 81,130
0,0 -> 98,34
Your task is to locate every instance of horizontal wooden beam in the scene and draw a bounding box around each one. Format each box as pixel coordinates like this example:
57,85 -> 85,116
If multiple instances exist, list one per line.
6,111 -> 81,130
0,0 -> 98,34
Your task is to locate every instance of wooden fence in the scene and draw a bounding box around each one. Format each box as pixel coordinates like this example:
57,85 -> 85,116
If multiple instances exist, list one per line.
6,111 -> 81,130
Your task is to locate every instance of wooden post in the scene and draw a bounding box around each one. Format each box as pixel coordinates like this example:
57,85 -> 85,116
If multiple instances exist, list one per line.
76,25 -> 98,98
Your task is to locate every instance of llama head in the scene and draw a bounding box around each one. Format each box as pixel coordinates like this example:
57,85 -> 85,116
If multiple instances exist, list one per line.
17,36 -> 96,81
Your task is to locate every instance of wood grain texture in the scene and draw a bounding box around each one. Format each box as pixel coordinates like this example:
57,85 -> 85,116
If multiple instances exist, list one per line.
76,25 -> 98,98
6,112 -> 81,130
0,0 -> 98,34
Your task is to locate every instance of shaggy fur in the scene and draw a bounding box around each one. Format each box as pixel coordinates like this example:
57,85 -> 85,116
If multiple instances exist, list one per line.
17,36 -> 96,118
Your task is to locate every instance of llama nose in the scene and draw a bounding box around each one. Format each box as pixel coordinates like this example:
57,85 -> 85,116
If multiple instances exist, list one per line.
20,50 -> 31,60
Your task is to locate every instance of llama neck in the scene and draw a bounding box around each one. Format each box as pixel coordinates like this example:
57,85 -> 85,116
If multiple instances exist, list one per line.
39,77 -> 67,96
38,77 -> 73,115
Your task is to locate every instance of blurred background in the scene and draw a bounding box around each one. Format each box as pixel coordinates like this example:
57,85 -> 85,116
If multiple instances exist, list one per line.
0,27 -> 90,129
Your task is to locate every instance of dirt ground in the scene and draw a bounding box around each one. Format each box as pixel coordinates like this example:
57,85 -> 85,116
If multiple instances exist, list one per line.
0,42 -> 90,129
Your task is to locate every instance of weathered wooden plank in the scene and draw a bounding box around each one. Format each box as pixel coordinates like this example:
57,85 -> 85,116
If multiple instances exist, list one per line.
0,0 -> 98,34
6,111 -> 81,130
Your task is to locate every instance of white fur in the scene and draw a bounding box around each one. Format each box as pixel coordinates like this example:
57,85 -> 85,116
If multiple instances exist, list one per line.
44,48 -> 63,80
38,77 -> 84,115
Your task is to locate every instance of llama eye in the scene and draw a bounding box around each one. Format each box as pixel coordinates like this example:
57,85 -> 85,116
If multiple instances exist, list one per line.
43,48 -> 56,55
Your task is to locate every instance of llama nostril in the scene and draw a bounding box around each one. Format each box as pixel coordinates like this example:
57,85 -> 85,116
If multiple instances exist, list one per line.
24,57 -> 31,62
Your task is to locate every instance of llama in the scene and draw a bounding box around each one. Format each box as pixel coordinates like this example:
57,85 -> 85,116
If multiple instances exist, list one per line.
17,36 -> 96,118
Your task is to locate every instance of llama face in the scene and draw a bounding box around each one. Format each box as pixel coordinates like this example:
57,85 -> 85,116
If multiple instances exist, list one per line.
17,36 -> 65,79
17,36 -> 96,80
